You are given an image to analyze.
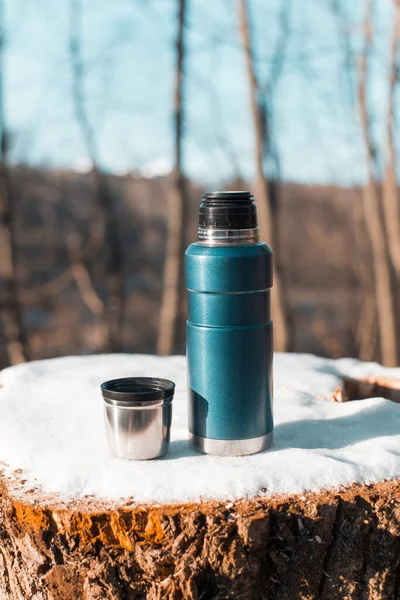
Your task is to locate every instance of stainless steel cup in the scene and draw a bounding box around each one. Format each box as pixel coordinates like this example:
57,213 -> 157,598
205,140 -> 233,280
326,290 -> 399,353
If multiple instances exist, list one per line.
101,377 -> 175,460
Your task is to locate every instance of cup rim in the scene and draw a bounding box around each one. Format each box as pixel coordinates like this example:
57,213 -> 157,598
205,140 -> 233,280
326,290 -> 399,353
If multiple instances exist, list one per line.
101,377 -> 175,404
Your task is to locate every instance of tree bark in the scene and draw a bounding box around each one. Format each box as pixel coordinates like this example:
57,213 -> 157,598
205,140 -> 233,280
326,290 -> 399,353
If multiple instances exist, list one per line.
382,0 -> 400,277
0,477 -> 399,599
238,0 -> 289,352
0,0 -> 29,366
158,0 -> 187,356
358,0 -> 398,366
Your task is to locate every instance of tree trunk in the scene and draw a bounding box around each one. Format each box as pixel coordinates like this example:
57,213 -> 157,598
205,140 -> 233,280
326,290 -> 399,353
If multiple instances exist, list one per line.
93,169 -> 125,352
158,0 -> 187,356
0,0 -> 29,366
329,0 -> 379,361
382,0 -> 400,277
358,0 -> 398,366
0,169 -> 29,366
238,0 -> 288,352
69,0 -> 124,353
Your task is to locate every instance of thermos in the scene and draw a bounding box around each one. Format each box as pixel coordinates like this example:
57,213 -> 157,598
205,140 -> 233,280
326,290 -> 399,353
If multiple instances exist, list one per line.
185,191 -> 273,456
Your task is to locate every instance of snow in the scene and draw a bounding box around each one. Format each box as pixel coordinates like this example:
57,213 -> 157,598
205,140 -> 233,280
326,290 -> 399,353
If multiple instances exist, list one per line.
0,353 -> 399,505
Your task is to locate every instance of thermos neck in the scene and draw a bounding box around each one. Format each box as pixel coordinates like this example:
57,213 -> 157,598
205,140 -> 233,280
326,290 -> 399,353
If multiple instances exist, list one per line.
197,190 -> 259,246
197,226 -> 259,245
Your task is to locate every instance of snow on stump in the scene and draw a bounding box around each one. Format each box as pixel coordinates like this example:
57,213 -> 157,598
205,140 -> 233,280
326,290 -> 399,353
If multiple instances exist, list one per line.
0,353 -> 399,600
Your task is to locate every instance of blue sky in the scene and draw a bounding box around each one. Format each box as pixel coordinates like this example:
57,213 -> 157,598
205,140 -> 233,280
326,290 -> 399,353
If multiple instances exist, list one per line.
5,0 -> 395,185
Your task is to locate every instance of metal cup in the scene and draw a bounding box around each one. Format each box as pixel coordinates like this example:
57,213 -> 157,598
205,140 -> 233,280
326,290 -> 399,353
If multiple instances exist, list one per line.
101,377 -> 175,460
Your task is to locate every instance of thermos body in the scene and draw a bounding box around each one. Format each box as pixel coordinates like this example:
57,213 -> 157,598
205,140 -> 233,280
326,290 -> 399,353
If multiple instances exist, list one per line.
185,191 -> 274,456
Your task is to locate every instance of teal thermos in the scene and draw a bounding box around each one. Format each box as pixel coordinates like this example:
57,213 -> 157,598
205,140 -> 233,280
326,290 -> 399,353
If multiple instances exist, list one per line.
185,191 -> 273,456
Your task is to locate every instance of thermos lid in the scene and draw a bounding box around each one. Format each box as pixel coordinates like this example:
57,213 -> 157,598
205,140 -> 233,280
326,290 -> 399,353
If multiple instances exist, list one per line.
202,191 -> 252,202
199,190 -> 257,230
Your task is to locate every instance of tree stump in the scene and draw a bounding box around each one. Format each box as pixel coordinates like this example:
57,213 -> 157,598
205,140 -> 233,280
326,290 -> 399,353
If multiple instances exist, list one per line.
0,354 -> 399,600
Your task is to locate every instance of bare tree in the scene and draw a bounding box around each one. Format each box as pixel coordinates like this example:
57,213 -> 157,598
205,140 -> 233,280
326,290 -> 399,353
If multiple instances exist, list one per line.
328,0 -> 376,360
0,0 -> 30,365
238,0 -> 289,351
382,0 -> 400,277
157,0 -> 187,356
358,0 -> 398,366
68,0 -> 124,352
260,0 -> 293,349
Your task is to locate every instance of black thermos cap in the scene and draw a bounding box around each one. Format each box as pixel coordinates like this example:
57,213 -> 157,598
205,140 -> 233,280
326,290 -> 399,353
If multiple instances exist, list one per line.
199,191 -> 257,230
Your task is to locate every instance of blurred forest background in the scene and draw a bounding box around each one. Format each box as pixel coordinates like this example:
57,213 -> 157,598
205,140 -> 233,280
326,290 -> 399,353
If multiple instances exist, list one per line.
1,0 -> 400,369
